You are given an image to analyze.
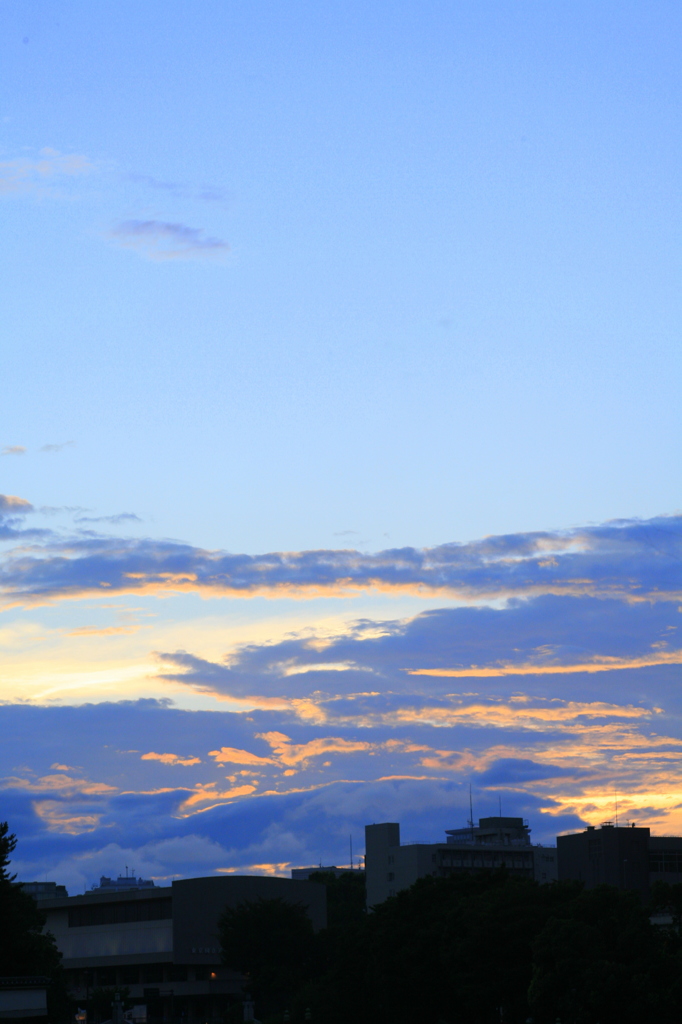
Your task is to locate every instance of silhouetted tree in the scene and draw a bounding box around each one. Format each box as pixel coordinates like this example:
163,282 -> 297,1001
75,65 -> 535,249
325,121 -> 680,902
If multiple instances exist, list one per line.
0,821 -> 68,1019
216,868 -> 682,1024
529,884 -> 678,1024
218,897 -> 314,1018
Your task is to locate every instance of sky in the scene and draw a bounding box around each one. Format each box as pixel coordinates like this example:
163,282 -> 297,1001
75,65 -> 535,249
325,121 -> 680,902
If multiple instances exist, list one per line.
0,0 -> 681,892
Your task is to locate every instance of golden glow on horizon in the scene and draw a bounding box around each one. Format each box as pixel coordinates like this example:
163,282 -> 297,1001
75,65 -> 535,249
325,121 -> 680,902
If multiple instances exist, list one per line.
410,649 -> 682,678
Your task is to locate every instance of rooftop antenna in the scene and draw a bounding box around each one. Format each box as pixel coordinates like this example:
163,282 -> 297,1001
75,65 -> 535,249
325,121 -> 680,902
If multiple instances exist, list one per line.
469,783 -> 475,839
349,835 -> 353,871
615,789 -> 619,828
125,865 -> 128,877
499,794 -> 502,818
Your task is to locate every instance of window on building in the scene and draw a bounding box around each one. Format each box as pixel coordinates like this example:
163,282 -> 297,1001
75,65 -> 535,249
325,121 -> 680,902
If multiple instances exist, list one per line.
387,872 -> 394,881
68,898 -> 172,927
650,852 -> 682,873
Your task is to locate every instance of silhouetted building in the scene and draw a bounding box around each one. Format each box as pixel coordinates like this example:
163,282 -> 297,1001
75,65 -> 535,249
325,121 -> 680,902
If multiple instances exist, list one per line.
558,822 -> 682,900
20,882 -> 68,901
365,817 -> 557,908
89,875 -> 156,894
39,876 -> 326,1023
291,866 -> 353,880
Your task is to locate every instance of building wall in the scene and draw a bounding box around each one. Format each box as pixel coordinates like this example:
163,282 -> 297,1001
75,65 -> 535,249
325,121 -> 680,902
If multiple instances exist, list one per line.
558,826 -> 682,899
0,988 -> 47,1020
40,875 -> 327,1024
46,910 -> 173,961
365,821 -> 555,907
365,823 -> 400,908
534,848 -> 558,883
558,825 -> 651,897
41,876 -> 326,970
171,876 -> 327,966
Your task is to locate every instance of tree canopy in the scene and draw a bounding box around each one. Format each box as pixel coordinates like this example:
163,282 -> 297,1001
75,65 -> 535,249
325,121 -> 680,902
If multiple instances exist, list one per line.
219,868 -> 682,1024
0,821 -> 67,1018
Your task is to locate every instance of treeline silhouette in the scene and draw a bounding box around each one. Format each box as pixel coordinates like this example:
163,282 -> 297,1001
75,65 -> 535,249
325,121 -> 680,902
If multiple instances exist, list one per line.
0,822 -> 68,1019
219,869 -> 682,1024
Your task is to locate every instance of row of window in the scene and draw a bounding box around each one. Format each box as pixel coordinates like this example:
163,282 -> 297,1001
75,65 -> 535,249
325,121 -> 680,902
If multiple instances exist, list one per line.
68,898 -> 173,927
650,854 -> 682,873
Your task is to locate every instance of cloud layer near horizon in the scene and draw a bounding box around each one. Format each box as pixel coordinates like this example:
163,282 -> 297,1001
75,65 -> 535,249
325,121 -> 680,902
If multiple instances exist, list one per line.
1,497 -> 680,607
2,496 -> 682,889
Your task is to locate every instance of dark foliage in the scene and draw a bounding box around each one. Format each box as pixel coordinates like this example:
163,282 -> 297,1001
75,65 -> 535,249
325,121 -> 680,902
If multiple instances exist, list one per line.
0,821 -> 69,1020
219,868 -> 682,1024
218,897 -> 314,1017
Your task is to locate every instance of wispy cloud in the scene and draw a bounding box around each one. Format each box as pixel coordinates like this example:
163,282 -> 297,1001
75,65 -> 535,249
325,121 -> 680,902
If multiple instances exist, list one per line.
0,149 -> 93,198
126,173 -> 229,203
40,441 -> 74,454
108,220 -> 229,261
75,513 -> 142,525
1,446 -> 26,456
66,625 -> 141,636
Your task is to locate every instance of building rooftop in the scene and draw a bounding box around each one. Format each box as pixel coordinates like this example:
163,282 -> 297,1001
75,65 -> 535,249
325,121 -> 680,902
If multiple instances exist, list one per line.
89,874 -> 156,893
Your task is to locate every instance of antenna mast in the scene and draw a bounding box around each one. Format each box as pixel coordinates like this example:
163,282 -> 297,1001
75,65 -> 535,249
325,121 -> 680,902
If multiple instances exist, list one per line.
349,834 -> 353,871
469,784 -> 474,839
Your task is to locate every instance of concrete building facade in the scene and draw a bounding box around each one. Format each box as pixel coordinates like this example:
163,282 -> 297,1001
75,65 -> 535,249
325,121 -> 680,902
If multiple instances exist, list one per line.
39,876 -> 326,1023
365,817 -> 557,908
557,822 -> 682,900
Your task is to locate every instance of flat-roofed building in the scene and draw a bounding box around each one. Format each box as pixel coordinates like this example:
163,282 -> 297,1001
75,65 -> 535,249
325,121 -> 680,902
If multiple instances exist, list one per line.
40,876 -> 326,1023
19,882 -> 68,902
365,817 -> 557,908
558,822 -> 682,900
290,866 -> 354,880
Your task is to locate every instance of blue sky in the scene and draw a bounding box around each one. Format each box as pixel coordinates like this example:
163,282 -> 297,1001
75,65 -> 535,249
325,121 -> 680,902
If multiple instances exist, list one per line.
1,1 -> 681,889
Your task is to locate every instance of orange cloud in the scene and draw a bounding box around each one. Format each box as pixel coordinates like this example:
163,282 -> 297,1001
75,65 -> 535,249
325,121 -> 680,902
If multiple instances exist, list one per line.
410,649 -> 682,678
208,747 -> 276,766
217,863 -> 291,877
67,625 -> 141,636
176,783 -> 257,816
141,751 -> 201,766
319,700 -> 654,733
31,800 -> 102,834
256,731 -> 374,766
0,773 -> 116,795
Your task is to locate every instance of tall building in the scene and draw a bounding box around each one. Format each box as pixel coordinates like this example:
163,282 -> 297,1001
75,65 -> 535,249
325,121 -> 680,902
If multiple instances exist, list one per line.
365,817 -> 557,908
557,822 -> 682,899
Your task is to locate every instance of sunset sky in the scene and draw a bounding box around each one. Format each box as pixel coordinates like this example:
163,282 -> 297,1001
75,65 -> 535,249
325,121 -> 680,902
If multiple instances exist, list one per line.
1,1 -> 681,892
